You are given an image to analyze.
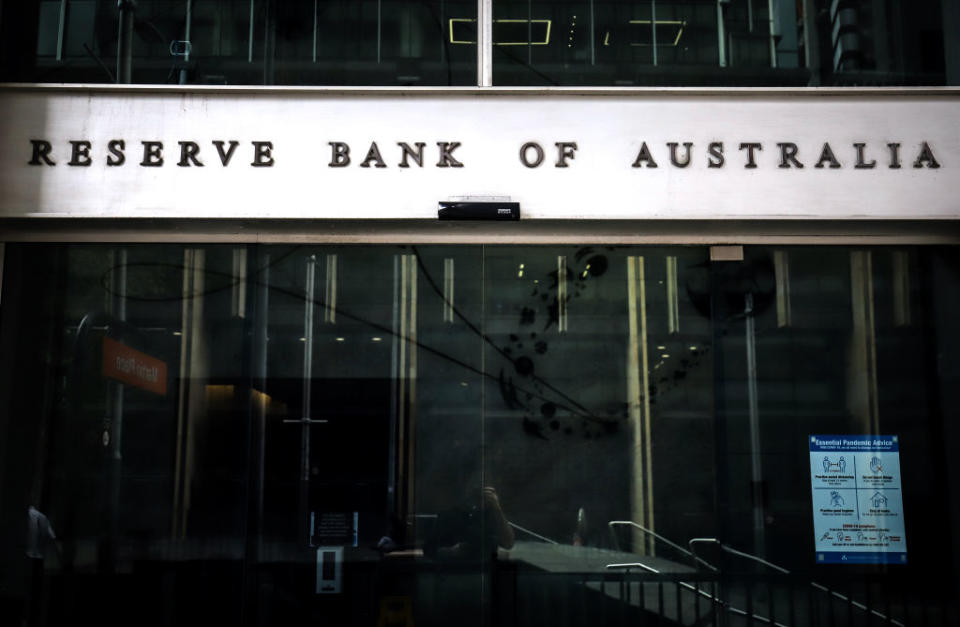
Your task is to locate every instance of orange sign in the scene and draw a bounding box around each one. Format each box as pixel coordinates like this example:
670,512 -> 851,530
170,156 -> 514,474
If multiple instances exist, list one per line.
102,337 -> 167,395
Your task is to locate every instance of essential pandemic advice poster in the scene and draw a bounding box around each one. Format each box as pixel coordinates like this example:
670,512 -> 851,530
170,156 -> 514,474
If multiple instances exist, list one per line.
809,435 -> 907,564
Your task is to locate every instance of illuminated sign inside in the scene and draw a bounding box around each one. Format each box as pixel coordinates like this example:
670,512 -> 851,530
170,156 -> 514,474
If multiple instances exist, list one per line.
102,337 -> 167,396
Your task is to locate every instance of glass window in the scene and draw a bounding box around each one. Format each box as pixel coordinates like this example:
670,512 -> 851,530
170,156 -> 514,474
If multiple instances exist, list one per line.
4,0 -> 477,85
2,0 -> 957,85
491,0 -> 952,86
1,242 -> 958,625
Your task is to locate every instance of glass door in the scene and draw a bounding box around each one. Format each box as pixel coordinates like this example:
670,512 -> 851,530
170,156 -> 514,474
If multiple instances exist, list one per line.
708,246 -> 959,626
253,245 -> 486,627
2,242 -> 958,627
251,243 -> 720,627
480,245 -> 718,625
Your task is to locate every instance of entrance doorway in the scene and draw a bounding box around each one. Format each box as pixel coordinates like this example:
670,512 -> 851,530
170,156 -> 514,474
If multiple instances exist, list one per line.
0,242 -> 956,626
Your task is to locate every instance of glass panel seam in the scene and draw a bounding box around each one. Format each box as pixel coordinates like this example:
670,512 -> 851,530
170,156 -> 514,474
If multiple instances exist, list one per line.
478,0 -> 492,86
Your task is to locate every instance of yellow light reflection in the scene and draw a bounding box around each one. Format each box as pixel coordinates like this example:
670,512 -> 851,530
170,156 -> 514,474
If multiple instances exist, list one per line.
206,384 -> 235,406
250,388 -> 289,416
449,18 -> 553,46
627,20 -> 686,47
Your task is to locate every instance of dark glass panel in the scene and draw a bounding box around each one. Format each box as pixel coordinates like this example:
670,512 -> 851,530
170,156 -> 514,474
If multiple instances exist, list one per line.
1,0 -> 476,86
0,242 -> 958,626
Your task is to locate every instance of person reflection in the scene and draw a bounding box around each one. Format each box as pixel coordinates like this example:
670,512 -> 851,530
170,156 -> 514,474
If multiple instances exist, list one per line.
424,486 -> 515,560
426,435 -> 514,560
25,505 -> 59,626
378,435 -> 515,560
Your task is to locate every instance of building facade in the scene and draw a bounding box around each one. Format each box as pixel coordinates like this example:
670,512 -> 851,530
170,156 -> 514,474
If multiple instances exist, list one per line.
1,1 -> 959,626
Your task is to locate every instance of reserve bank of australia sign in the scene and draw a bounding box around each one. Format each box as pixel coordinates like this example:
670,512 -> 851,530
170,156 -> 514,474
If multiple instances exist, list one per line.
0,86 -> 957,220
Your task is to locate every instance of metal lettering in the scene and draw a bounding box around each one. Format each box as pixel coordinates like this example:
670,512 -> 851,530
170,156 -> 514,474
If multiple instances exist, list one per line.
360,142 -> 388,168
555,141 -> 578,168
28,140 -> 55,166
631,142 -> 658,168
853,143 -> 876,169
887,143 -> 902,169
913,142 -> 940,169
328,142 -> 351,167
177,141 -> 204,167
140,141 -> 164,167
815,143 -> 842,169
213,140 -> 239,166
251,141 -> 275,167
107,140 -> 126,166
398,142 -> 426,168
520,142 -> 545,168
777,143 -> 804,169
68,140 -> 92,167
436,142 -> 464,168
667,142 -> 693,168
707,142 -> 725,168
739,143 -> 763,169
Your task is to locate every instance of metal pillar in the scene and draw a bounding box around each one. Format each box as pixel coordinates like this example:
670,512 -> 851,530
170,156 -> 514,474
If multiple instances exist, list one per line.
716,0 -> 727,67
280,256 -> 329,546
627,256 -> 654,554
179,0 -> 192,84
744,293 -> 766,559
117,0 -> 135,83
477,0 -> 492,86
104,248 -> 127,571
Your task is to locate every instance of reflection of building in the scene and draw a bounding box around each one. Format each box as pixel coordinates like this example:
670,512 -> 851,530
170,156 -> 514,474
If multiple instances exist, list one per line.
0,2 -> 959,626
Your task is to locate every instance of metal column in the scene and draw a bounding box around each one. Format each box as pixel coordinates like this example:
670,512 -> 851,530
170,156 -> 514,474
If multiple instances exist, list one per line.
117,0 -> 136,83
478,0 -> 492,86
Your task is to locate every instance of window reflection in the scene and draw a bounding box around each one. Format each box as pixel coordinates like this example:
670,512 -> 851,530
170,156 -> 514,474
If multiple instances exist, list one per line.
491,0 -> 949,86
0,243 -> 957,625
6,0 -> 954,85
21,0 -> 477,85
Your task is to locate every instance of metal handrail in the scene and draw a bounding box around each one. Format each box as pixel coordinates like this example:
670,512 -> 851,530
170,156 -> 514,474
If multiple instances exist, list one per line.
604,563 -> 790,627
608,520 -> 718,572
689,537 -> 788,574
808,581 -> 905,626
722,542 -> 790,574
688,537 -> 720,572
508,521 -> 559,545
605,562 -> 660,574
521,522 -> 905,627
686,538 -> 905,627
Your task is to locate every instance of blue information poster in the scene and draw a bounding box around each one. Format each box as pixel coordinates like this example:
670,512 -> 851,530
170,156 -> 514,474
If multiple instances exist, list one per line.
809,435 -> 907,564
